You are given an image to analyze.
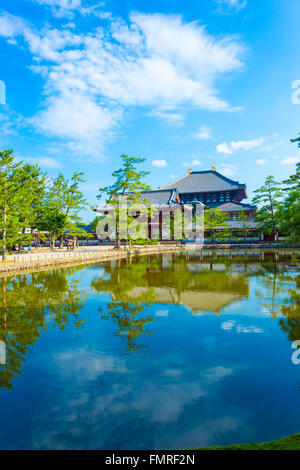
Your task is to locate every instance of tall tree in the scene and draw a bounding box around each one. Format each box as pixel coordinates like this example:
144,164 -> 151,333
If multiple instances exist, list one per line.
36,172 -> 88,250
16,163 -> 46,252
35,208 -> 67,251
278,163 -> 300,242
204,208 -> 230,242
97,154 -> 151,249
48,172 -> 88,248
0,150 -> 45,260
252,176 -> 283,241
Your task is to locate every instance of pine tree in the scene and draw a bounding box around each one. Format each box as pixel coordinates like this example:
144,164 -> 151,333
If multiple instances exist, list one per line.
0,150 -> 44,260
252,176 -> 283,241
98,154 -> 151,249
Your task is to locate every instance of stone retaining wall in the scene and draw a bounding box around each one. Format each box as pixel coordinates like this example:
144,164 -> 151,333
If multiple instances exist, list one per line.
0,244 -> 299,277
0,246 -> 180,275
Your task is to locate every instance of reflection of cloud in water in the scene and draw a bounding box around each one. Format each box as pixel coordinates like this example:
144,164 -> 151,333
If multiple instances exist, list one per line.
203,366 -> 233,384
155,309 -> 169,317
54,349 -> 127,381
29,355 -> 245,449
221,321 -> 263,334
164,369 -> 182,377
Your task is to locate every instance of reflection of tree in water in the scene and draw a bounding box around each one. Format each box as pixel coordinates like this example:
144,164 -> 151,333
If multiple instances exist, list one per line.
278,275 -> 300,343
91,254 -> 249,353
92,258 -> 156,355
256,266 -> 300,343
0,267 -> 87,389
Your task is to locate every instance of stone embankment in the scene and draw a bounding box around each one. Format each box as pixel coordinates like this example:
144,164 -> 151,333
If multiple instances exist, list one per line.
0,244 -> 299,276
0,246 -> 181,275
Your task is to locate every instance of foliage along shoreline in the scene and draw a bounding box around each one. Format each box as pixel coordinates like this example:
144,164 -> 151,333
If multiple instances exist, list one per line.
190,433 -> 300,450
0,146 -> 299,261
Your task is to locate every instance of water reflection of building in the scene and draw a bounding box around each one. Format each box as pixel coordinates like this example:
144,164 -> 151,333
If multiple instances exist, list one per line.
127,258 -> 249,316
128,285 -> 247,316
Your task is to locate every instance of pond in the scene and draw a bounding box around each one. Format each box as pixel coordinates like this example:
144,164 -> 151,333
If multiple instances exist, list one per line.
0,252 -> 299,450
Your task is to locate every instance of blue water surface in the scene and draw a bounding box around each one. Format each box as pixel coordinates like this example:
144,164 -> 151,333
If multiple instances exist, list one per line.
0,253 -> 299,449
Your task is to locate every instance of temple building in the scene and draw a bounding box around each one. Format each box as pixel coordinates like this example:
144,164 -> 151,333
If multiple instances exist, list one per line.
94,168 -> 285,242
159,169 -> 257,220
133,168 -> 261,241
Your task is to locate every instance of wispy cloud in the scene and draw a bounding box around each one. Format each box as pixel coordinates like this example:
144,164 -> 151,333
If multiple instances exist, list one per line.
32,0 -> 105,18
219,163 -> 237,177
281,157 -> 299,166
256,158 -> 267,166
215,0 -> 247,14
217,137 -> 265,154
16,155 -> 63,168
193,125 -> 212,140
0,9 -> 245,159
216,142 -> 232,154
150,109 -> 184,125
182,159 -> 202,168
152,159 -> 167,167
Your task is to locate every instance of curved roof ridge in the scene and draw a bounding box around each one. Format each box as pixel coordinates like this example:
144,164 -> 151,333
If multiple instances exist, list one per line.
159,173 -> 190,190
211,170 -> 244,187
159,170 -> 246,194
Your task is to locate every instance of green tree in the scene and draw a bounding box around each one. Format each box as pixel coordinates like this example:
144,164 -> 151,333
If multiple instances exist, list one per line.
252,176 -> 283,241
204,208 -> 230,242
16,163 -> 46,252
36,208 -> 67,251
90,216 -> 104,233
277,163 -> 300,242
48,172 -> 88,248
235,210 -> 252,241
97,154 -> 151,249
0,150 -> 46,261
36,172 -> 88,250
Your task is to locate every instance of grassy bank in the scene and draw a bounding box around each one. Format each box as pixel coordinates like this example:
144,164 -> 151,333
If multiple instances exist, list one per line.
192,433 -> 300,450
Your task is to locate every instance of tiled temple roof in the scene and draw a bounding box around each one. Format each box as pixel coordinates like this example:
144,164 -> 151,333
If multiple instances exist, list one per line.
137,189 -> 179,206
215,220 -> 259,229
207,202 -> 256,212
160,170 -> 246,194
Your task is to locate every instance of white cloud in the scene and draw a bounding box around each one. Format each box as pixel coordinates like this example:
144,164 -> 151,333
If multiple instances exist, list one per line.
0,12 -> 26,38
230,138 -> 264,151
219,163 -> 237,177
32,0 -> 103,18
0,10 -> 245,158
193,125 -> 212,140
32,92 -> 120,155
256,158 -> 267,165
216,142 -> 232,154
182,159 -> 202,168
15,155 -> 62,168
32,156 -> 63,168
217,137 -> 265,154
150,109 -> 184,125
215,0 -> 247,13
262,141 -> 283,152
281,157 -> 299,166
152,159 -> 167,167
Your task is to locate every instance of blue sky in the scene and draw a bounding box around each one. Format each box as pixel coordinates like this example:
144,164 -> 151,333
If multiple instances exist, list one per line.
0,0 -> 299,221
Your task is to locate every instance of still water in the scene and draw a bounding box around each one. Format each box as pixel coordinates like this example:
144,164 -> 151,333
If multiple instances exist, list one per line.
0,253 -> 299,450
